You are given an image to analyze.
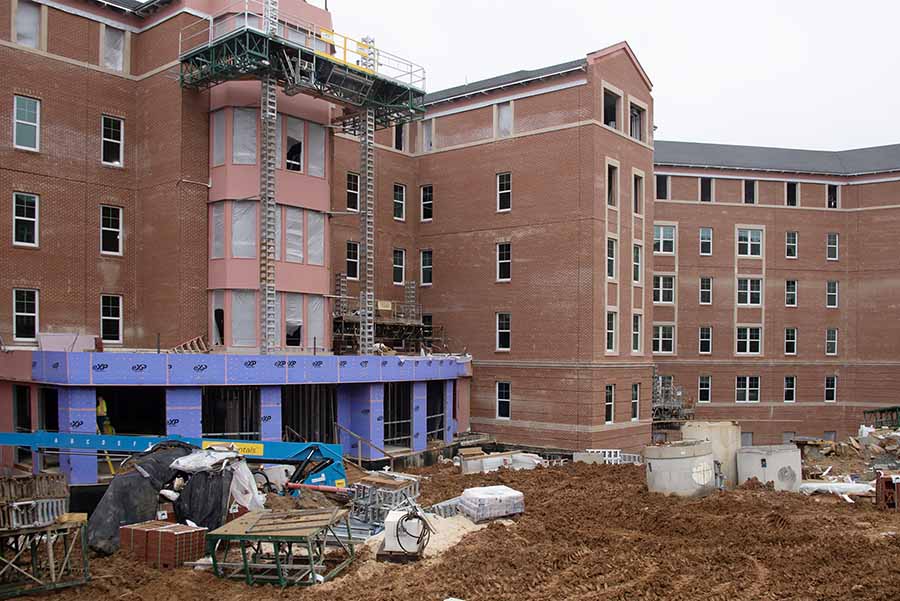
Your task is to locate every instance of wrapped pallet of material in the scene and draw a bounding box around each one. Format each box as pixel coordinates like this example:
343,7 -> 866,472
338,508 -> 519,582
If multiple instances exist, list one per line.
458,485 -> 524,522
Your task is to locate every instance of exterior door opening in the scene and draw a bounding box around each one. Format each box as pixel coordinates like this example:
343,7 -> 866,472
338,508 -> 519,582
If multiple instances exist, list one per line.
282,384 -> 337,443
426,381 -> 445,443
97,386 -> 166,436
202,386 -> 261,440
383,382 -> 412,450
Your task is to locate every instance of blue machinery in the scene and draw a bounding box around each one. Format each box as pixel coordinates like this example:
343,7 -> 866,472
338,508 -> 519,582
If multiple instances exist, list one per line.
0,431 -> 347,487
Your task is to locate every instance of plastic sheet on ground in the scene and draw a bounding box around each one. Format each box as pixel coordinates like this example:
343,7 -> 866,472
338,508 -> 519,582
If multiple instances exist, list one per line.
459,485 -> 524,522
798,481 -> 874,496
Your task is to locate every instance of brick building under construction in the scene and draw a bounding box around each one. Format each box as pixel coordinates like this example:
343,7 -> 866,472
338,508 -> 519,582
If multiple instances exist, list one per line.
3,0 -> 900,480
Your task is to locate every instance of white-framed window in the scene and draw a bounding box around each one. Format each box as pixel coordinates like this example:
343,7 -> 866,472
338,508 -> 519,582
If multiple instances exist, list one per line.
346,241 -> 359,280
786,182 -> 799,207
497,172 -> 511,212
699,326 -> 712,354
743,179 -> 757,204
824,375 -> 837,402
607,238 -> 617,279
100,205 -> 123,255
826,233 -> 839,260
698,375 -> 711,403
737,228 -> 763,257
496,381 -> 511,419
420,249 -> 433,286
15,0 -> 41,48
631,383 -> 640,421
784,376 -> 796,403
13,192 -> 38,247
629,102 -> 645,141
496,312 -> 511,351
785,279 -> 798,307
101,116 -> 124,166
652,324 -> 674,354
653,224 -> 675,254
100,294 -> 122,343
699,227 -> 712,255
827,184 -> 840,209
655,174 -> 669,200
346,172 -> 359,211
497,101 -> 512,138
606,311 -> 617,352
785,231 -> 798,259
737,278 -> 762,306
286,116 -> 304,171
393,183 -> 406,221
392,248 -> 406,285
700,177 -> 713,202
784,327 -> 797,355
102,25 -> 126,71
14,96 -> 40,151
826,328 -> 838,356
496,242 -> 511,281
13,288 -> 38,341
653,275 -> 675,304
633,174 -> 643,214
736,326 -> 762,354
607,163 -> 618,207
826,280 -> 839,308
699,276 -> 712,305
420,185 -> 433,221
736,376 -> 760,403
632,244 -> 642,283
631,314 -> 642,353
604,384 -> 615,424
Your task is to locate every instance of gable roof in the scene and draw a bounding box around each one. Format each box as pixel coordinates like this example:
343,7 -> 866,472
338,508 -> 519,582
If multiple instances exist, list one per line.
654,140 -> 900,176
423,58 -> 587,105
586,41 -> 652,90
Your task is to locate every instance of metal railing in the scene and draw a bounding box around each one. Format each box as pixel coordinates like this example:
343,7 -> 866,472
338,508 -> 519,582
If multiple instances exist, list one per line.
178,0 -> 425,89
333,422 -> 396,471
333,296 -> 421,323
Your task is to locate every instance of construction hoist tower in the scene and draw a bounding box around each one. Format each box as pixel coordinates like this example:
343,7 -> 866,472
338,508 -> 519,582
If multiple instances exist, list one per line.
178,3 -> 426,354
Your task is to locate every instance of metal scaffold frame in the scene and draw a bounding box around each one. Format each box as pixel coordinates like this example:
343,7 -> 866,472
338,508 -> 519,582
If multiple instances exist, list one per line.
177,1 -> 425,354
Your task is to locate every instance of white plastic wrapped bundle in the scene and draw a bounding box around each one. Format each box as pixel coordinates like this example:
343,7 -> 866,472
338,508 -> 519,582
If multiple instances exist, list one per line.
458,485 -> 524,522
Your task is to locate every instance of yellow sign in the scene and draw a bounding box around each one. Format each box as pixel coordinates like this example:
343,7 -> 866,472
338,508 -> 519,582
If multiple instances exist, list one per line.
334,479 -> 346,489
202,441 -> 264,456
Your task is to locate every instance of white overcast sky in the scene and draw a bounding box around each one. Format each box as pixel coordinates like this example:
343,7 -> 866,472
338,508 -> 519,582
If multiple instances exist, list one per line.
328,0 -> 900,151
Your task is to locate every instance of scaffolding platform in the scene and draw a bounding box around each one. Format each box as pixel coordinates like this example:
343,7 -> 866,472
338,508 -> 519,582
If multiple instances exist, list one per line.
0,519 -> 89,599
206,508 -> 355,587
178,0 -> 425,131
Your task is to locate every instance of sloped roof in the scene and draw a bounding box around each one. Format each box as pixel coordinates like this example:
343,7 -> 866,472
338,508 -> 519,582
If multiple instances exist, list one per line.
423,58 -> 586,105
86,0 -> 172,16
654,140 -> 900,176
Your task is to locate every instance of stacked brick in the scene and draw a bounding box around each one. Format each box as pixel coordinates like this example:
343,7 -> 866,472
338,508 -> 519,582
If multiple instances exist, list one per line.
119,521 -> 207,569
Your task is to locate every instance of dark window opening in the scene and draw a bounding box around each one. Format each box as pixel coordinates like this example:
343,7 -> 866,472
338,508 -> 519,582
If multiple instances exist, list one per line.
202,386 -> 260,440
827,184 -> 839,208
607,164 -> 618,206
286,138 -> 303,171
786,182 -> 798,206
603,90 -> 620,128
744,180 -> 756,204
393,124 -> 404,151
629,104 -> 645,140
700,177 -> 712,202
384,382 -> 412,449
656,174 -> 668,200
426,381 -> 445,442
282,384 -> 337,443
98,386 -> 166,436
214,308 -> 225,345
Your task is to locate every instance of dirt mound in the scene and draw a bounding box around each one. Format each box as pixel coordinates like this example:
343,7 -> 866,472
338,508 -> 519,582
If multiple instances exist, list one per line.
26,462 -> 900,601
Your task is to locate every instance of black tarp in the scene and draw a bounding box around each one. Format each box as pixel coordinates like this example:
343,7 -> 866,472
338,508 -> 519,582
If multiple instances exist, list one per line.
174,469 -> 233,531
87,441 -> 194,554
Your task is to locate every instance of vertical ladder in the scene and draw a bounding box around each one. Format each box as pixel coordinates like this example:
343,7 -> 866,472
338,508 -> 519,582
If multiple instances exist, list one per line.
404,280 -> 417,320
359,107 -> 376,355
258,0 -> 279,354
334,272 -> 349,315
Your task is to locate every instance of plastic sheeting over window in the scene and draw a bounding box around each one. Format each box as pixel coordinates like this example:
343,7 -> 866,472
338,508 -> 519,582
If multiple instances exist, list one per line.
274,205 -> 282,260
232,108 -> 257,164
273,293 -> 282,349
212,290 -> 225,345
15,0 -> 40,49
497,102 -> 512,137
307,122 -> 325,177
307,210 -> 324,265
231,201 -> 256,258
231,290 -> 255,347
211,202 -> 224,258
212,110 -> 225,166
286,117 -> 304,172
285,293 -> 303,347
307,295 -> 325,350
275,114 -> 283,168
286,207 -> 303,263
103,26 -> 125,71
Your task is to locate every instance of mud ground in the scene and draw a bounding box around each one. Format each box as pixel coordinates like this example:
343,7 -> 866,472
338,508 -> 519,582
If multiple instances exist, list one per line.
25,462 -> 900,601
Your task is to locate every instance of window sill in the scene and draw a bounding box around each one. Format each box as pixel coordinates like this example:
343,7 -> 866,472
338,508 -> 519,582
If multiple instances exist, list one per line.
13,243 -> 39,250
13,338 -> 37,344
420,219 -> 432,223
393,282 -> 405,287
346,208 -> 359,213
495,416 -> 511,421
824,400 -> 837,404
14,146 -> 40,153
826,258 -> 839,262
737,255 -> 763,260
699,302 -> 712,306
699,253 -> 712,257
495,279 -> 511,284
495,349 -> 510,353
420,283 -> 432,288
735,400 -> 761,404
604,421 -> 614,425
393,218 -> 406,223
783,400 -> 796,404
347,277 -> 359,282
496,208 -> 511,214
653,252 -> 675,257
101,162 -> 124,169
100,251 -> 124,258
785,256 -> 798,260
